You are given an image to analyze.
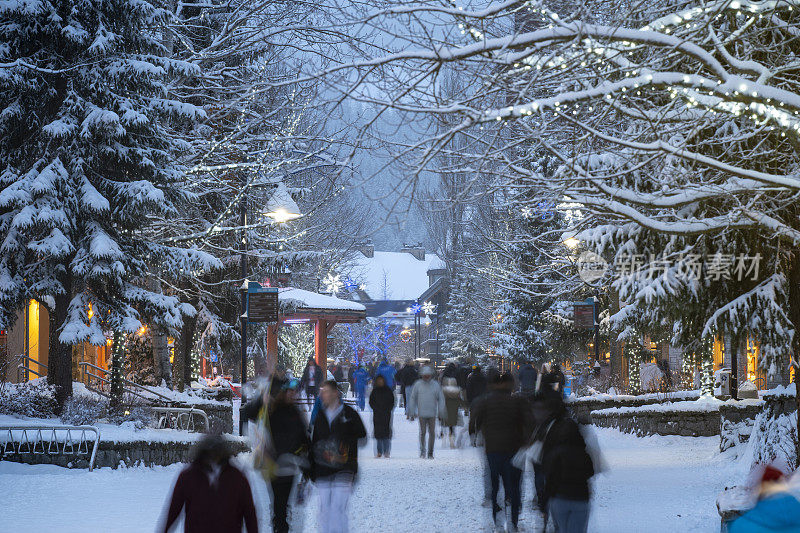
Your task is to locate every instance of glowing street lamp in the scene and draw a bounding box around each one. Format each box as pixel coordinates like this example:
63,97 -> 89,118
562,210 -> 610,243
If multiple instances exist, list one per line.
264,182 -> 302,223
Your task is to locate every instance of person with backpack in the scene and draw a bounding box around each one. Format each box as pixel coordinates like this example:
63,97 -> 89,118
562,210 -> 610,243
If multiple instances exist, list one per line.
309,380 -> 367,533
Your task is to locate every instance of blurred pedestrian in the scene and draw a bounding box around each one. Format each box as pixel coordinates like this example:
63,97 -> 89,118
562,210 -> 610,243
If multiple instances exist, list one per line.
441,376 -> 464,448
407,366 -> 446,459
353,365 -> 371,411
310,380 -> 367,533
536,390 -> 594,533
470,373 -> 534,533
466,365 -> 487,407
368,375 -> 395,457
244,379 -> 309,533
376,359 -> 397,389
728,465 -> 800,533
347,364 -> 355,397
396,360 -> 419,411
163,435 -> 257,533
518,362 -> 538,396
301,357 -> 323,407
542,362 -> 566,396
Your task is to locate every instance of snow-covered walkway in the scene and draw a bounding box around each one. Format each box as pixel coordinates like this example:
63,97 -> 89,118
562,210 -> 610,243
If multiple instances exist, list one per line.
0,409 -> 745,532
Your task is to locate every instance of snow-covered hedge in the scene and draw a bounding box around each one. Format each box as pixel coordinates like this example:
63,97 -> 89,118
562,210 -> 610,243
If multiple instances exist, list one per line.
60,395 -> 108,426
0,380 -> 57,418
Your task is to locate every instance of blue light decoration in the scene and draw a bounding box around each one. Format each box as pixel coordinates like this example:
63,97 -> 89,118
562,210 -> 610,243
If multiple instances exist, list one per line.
346,318 -> 404,361
409,302 -> 423,315
344,278 -> 358,292
537,200 -> 556,221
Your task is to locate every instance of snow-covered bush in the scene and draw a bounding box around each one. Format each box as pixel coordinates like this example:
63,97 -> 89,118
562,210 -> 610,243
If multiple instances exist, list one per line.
108,405 -> 154,430
749,401 -> 799,471
0,380 -> 57,418
60,396 -> 107,426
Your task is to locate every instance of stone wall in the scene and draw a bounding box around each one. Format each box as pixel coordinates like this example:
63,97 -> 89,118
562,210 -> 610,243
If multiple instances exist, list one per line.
2,437 -> 250,469
568,391 -> 701,424
719,401 -> 763,452
591,407 -> 721,437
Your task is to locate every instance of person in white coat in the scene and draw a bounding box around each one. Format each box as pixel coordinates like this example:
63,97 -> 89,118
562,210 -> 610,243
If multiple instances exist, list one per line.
407,366 -> 446,458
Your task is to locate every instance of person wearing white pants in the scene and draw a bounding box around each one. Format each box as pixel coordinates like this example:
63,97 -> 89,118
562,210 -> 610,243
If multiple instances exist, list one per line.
316,472 -> 354,533
309,380 -> 367,533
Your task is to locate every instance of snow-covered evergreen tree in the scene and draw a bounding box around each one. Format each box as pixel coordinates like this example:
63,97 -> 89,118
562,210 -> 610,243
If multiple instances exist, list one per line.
0,0 -> 213,406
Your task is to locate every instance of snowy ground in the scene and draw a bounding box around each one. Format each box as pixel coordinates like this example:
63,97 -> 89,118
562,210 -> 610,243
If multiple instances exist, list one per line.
0,407 -> 746,532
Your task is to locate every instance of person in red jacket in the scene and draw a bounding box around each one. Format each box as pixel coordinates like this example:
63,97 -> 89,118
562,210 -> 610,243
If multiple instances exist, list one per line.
164,435 -> 258,533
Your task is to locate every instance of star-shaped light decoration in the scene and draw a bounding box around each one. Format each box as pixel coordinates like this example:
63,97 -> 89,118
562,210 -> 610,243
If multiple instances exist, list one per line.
323,272 -> 342,295
422,301 -> 437,315
408,302 -> 423,315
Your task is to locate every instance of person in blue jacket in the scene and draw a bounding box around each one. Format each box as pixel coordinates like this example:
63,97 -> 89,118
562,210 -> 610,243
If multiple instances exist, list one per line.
376,360 -> 397,389
353,365 -> 371,411
729,465 -> 800,533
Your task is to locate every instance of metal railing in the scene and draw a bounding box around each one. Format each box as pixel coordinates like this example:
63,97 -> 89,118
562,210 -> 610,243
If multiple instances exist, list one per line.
152,407 -> 210,433
17,356 -> 47,383
0,425 -> 100,471
78,361 -> 175,405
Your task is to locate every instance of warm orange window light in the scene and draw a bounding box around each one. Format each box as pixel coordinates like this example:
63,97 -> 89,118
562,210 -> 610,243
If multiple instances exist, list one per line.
86,302 -> 93,320
27,299 -> 40,380
137,325 -> 147,337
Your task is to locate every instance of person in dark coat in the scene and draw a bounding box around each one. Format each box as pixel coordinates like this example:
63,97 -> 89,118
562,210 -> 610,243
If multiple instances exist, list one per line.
396,360 -> 419,411
310,380 -> 367,533
465,365 -> 487,406
331,364 -> 344,383
270,365 -> 288,399
542,362 -> 566,396
470,373 -> 535,532
368,375 -> 396,457
440,362 -> 458,381
164,435 -> 257,533
456,364 -> 470,389
518,362 -> 538,395
300,357 -> 323,404
535,389 -> 594,533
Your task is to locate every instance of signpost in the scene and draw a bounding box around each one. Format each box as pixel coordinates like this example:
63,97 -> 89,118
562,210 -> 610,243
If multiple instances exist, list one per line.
247,283 -> 279,323
573,299 -> 596,329
574,298 -> 600,363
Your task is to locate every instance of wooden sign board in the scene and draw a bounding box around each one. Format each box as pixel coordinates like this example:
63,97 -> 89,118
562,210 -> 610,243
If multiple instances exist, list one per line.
248,286 -> 279,323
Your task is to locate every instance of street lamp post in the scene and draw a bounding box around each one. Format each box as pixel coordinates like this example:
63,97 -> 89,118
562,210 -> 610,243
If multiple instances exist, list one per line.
239,183 -> 301,391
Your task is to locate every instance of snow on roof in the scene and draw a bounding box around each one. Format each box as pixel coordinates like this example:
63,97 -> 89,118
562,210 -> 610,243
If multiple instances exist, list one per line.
279,287 -> 365,311
348,250 -> 444,301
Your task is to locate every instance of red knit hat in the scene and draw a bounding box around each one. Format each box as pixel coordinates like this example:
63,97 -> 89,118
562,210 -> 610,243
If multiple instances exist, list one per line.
761,465 -> 784,484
